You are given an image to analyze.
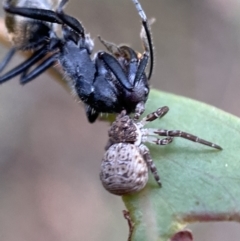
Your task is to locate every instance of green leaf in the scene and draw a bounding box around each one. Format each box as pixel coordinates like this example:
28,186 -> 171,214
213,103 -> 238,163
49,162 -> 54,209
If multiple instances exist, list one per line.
122,89 -> 240,241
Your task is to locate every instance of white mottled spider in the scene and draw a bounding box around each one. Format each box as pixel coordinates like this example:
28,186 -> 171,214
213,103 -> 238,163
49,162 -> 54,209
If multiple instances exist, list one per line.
100,106 -> 222,195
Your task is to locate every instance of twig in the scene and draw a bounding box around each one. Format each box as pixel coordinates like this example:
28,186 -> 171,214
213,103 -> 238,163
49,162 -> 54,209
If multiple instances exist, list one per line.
123,210 -> 135,241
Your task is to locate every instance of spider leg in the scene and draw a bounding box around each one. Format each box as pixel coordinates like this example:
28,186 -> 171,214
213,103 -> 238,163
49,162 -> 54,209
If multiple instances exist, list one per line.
0,48 -> 16,73
153,129 -> 223,150
133,101 -> 145,121
131,0 -> 154,80
3,2 -> 62,24
139,106 -> 169,126
0,46 -> 48,84
139,144 -> 161,187
20,54 -> 57,85
145,136 -> 174,146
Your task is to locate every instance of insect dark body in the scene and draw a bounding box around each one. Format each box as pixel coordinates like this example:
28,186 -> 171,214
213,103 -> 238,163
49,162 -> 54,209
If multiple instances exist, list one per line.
0,0 -> 153,123
5,0 -> 53,47
100,106 -> 222,195
0,0 -> 57,75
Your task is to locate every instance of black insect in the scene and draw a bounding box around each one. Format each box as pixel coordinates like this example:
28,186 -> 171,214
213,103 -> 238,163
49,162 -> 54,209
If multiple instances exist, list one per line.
0,0 -> 154,123
0,0 -> 60,80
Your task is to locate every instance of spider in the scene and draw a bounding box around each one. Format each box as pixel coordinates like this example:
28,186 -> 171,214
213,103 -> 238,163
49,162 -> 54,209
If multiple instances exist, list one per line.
100,106 -> 222,195
0,0 -> 154,122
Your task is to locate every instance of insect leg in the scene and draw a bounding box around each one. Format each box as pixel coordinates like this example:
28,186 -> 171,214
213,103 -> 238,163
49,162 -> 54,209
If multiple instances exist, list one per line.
0,47 -> 48,84
56,0 -> 85,36
0,48 -> 16,73
98,52 -> 133,90
99,34 -> 148,86
20,54 -> 57,85
3,2 -> 62,24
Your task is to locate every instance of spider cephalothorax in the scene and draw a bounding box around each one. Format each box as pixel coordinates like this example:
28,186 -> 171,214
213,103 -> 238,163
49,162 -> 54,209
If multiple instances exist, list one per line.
100,106 -> 222,195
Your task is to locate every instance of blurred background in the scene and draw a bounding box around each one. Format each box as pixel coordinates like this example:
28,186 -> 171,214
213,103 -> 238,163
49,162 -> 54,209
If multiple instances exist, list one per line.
0,0 -> 240,240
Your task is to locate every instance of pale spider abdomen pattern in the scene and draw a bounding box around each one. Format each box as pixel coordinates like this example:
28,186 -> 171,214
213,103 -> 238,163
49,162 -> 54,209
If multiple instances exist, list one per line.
100,143 -> 148,195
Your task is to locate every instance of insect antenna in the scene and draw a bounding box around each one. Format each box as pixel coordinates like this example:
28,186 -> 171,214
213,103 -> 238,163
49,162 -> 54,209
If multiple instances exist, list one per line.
131,0 -> 154,80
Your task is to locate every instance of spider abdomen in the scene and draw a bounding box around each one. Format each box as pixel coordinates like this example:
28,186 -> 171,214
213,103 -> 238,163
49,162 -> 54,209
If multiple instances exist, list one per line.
100,143 -> 148,195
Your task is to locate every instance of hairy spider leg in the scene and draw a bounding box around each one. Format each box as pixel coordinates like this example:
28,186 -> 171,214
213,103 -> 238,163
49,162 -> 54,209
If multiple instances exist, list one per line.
139,144 -> 161,186
153,129 -> 223,150
139,106 -> 222,150
139,106 -> 169,126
